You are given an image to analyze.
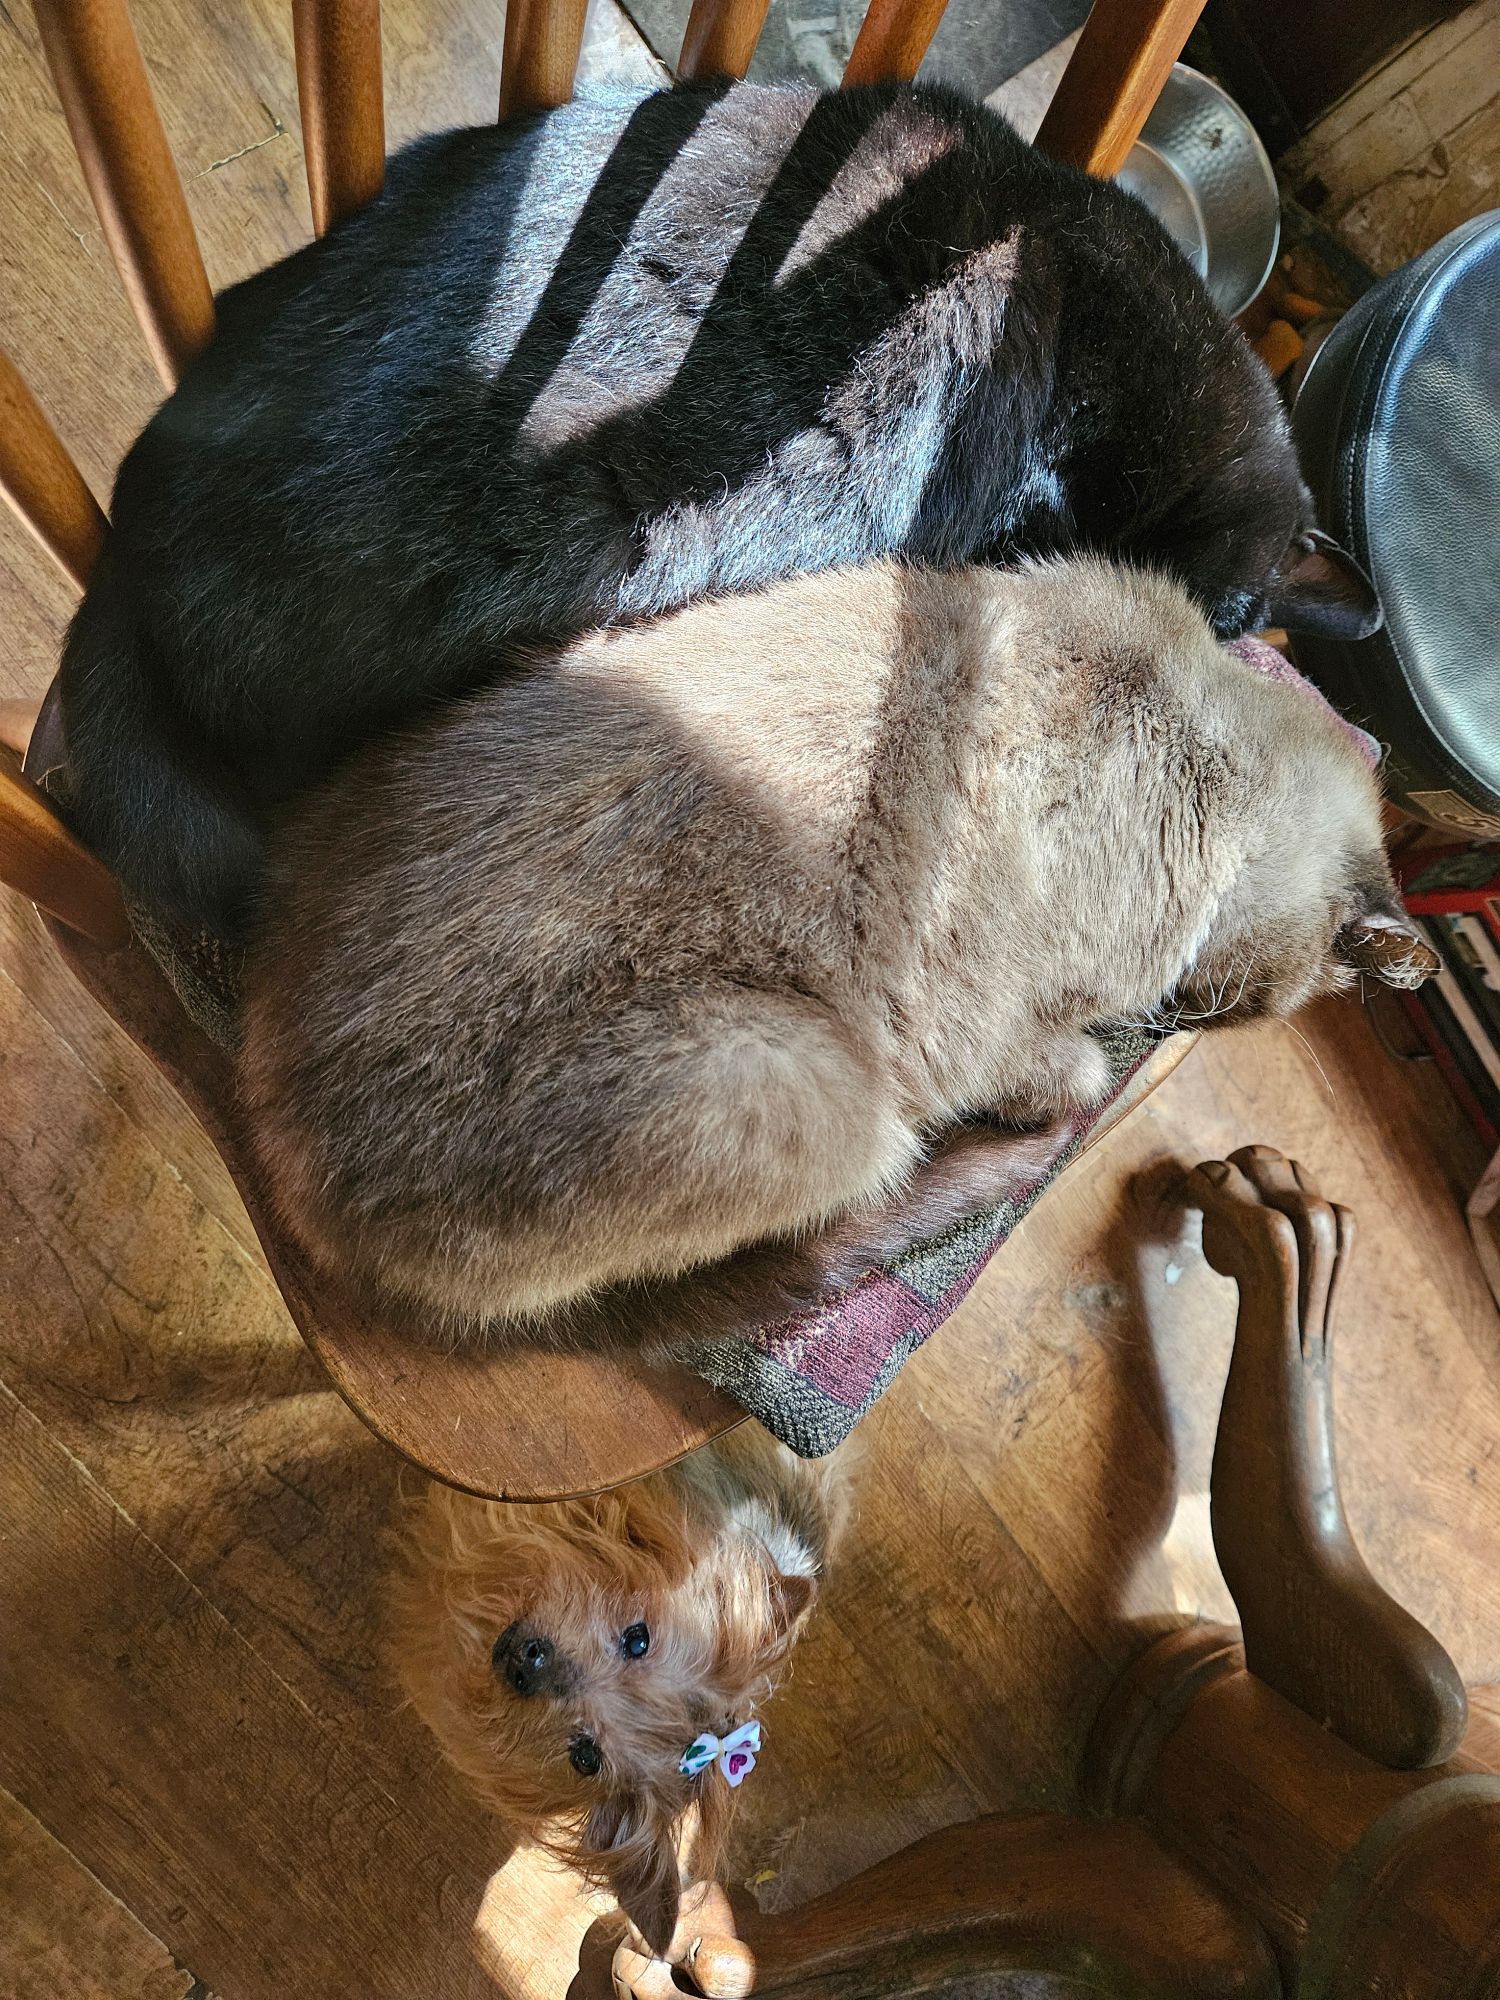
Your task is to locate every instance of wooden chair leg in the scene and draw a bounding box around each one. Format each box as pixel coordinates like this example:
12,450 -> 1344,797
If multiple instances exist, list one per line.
33,0 -> 215,389
841,0 -> 950,86
610,1814 -> 1278,1999
0,760 -> 131,950
292,0 -> 385,237
677,0 -> 773,82
498,0 -> 590,122
1183,1145 -> 1468,1768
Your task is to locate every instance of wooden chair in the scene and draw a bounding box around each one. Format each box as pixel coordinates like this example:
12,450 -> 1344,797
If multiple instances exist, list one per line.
0,0 -> 1205,1503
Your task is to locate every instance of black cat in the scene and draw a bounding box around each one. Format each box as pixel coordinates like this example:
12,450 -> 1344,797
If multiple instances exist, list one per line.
61,77 -> 1378,934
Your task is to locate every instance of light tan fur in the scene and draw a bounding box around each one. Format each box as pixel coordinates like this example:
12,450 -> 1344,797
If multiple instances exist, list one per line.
386,1427 -> 849,1951
240,557 -> 1422,1343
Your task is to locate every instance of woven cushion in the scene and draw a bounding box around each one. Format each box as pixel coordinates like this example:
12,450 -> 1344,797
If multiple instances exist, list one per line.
692,1023 -> 1159,1452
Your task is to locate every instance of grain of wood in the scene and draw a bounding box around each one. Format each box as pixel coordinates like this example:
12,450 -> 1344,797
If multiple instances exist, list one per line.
0,350 -> 106,590
1277,0 -> 1500,273
677,0 -> 773,81
0,758 -> 129,946
0,896 -> 258,1258
0,1376 -> 562,2000
499,0 -> 590,121
293,0 -> 386,237
32,0 -> 217,387
0,1784 -> 192,2000
842,0 -> 951,85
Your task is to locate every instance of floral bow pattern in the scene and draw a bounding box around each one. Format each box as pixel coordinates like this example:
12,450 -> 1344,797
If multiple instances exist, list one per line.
678,1719 -> 761,1787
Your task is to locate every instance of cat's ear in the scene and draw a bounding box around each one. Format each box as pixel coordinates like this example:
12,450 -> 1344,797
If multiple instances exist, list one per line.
1334,913 -> 1439,988
1264,529 -> 1382,640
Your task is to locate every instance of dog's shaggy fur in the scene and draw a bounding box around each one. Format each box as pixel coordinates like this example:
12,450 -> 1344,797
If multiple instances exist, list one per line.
387,1429 -> 848,1952
240,557 -> 1430,1348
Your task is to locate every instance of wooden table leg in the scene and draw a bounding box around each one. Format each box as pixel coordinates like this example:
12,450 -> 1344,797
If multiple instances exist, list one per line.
1183,1145 -> 1467,1768
611,1812 -> 1278,1999
1085,1629 -> 1500,1993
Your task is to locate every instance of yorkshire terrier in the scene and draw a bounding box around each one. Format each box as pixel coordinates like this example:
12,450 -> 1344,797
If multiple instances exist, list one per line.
387,1428 -> 849,1952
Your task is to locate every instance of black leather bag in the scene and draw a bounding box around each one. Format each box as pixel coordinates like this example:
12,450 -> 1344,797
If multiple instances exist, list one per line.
1292,211 -> 1500,837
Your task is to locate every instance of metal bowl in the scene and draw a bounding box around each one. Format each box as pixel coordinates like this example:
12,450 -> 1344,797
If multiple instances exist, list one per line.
1116,64 -> 1281,319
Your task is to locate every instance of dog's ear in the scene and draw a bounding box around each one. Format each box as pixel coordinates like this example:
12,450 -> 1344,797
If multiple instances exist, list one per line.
585,1797 -> 682,1957
1264,529 -> 1382,640
769,1569 -> 815,1645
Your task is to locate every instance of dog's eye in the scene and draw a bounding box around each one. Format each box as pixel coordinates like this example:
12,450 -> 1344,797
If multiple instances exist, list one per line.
569,1734 -> 603,1777
621,1622 -> 650,1660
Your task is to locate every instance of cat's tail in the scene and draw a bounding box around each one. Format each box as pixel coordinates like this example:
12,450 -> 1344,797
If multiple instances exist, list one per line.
566,1116 -> 1074,1359
58,540 -> 262,938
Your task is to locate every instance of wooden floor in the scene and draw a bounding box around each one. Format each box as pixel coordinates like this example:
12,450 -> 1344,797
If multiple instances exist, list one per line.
1280,0 -> 1500,275
4,5 -> 1500,1998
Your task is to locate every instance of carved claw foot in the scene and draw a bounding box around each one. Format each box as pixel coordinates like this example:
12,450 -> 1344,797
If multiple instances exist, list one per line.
1184,1144 -> 1467,1767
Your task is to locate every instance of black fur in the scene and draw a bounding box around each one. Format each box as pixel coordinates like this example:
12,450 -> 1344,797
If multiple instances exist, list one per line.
61,78 -> 1371,933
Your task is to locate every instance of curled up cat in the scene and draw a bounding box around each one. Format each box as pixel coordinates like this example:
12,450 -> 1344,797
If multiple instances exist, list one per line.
238,557 -> 1434,1351
61,77 -> 1378,935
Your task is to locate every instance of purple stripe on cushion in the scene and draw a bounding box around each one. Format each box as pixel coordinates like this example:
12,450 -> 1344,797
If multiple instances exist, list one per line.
748,1271 -> 930,1405
746,1077 -> 1142,1410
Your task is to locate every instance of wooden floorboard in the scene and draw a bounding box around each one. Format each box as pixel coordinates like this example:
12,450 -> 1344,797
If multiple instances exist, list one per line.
2,3 -> 1499,1996
1279,0 -> 1500,273
0,1781 -> 194,2000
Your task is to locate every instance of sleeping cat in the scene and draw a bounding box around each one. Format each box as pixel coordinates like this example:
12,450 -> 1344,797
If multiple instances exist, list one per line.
238,557 -> 1431,1350
61,77 -> 1378,936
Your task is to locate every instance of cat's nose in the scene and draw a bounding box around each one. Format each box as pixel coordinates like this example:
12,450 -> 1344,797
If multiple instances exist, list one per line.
493,1621 -> 561,1696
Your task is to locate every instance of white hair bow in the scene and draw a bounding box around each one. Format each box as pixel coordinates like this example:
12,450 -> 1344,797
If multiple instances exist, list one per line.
678,1719 -> 761,1787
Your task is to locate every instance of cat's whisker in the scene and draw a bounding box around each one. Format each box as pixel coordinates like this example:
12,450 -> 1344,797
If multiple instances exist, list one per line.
1283,1017 -> 1338,1103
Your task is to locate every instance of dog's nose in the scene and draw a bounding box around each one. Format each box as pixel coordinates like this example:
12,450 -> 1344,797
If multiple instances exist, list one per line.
492,1621 -> 560,1696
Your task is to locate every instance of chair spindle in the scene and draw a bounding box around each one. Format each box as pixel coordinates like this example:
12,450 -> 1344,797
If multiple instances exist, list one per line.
1035,0 -> 1208,175
32,0 -> 215,392
0,761 -> 131,950
498,0 -> 591,123
293,0 -> 386,237
677,0 -> 773,81
0,354 -> 107,594
842,0 -> 950,85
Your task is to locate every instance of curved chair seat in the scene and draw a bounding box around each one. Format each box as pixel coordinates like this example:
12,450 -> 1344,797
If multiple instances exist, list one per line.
22,686 -> 743,1501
